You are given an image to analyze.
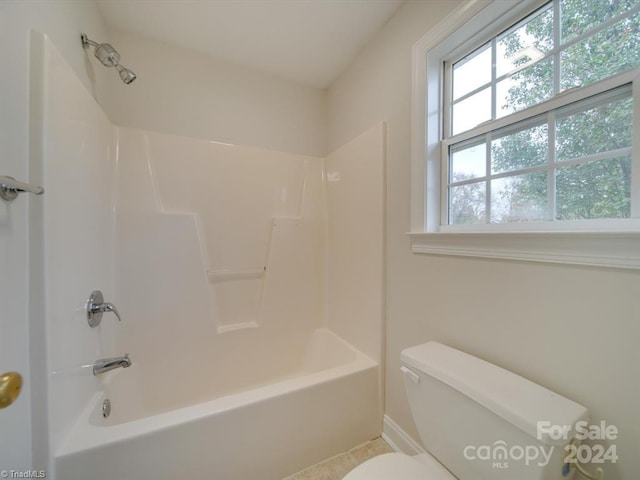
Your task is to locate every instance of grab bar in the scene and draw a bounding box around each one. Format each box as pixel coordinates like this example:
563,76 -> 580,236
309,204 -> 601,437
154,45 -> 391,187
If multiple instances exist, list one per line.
0,176 -> 44,202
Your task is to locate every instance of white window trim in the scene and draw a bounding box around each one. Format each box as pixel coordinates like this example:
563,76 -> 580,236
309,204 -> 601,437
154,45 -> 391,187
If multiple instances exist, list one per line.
409,0 -> 640,270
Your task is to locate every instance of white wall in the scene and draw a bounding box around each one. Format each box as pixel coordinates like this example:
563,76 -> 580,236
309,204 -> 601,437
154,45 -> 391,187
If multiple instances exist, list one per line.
0,0 -> 109,472
40,34 -> 117,462
104,30 -> 327,157
327,1 -> 640,479
326,123 -> 385,364
113,126 -> 327,410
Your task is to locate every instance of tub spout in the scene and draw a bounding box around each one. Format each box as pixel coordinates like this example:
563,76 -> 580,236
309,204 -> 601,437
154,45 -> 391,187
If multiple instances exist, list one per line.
93,354 -> 131,376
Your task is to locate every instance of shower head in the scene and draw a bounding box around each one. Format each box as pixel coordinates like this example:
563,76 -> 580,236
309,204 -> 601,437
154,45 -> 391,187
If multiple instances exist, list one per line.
115,64 -> 137,85
81,33 -> 137,84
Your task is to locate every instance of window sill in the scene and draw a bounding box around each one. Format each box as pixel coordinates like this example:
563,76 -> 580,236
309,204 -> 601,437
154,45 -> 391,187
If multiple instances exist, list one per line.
408,231 -> 640,269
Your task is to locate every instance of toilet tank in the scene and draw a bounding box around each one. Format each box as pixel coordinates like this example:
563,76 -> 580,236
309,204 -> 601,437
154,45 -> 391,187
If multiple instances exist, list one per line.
401,342 -> 589,480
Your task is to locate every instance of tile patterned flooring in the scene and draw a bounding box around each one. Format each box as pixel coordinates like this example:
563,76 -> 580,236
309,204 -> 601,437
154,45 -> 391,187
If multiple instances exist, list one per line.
284,437 -> 394,480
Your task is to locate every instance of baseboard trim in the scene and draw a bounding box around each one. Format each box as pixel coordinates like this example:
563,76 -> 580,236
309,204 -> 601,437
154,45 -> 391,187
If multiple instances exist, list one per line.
381,415 -> 425,455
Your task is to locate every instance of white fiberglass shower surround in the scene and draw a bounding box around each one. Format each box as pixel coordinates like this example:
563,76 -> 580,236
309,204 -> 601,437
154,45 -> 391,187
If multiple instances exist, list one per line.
35,34 -> 384,479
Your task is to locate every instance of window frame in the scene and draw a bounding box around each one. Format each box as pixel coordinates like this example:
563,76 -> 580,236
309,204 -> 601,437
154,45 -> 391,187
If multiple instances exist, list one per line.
409,0 -> 640,269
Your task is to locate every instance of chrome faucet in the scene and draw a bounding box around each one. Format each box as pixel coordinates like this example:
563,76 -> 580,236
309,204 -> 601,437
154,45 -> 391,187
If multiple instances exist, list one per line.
93,354 -> 132,376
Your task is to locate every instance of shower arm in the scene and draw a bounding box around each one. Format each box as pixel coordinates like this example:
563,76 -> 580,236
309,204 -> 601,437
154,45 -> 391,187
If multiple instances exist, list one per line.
80,34 -> 99,50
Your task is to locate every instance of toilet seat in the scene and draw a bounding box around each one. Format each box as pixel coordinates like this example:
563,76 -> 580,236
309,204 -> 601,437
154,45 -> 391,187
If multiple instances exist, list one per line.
342,452 -> 456,480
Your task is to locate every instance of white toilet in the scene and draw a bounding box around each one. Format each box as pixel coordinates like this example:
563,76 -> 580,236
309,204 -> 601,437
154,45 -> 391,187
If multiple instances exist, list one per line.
344,342 -> 589,480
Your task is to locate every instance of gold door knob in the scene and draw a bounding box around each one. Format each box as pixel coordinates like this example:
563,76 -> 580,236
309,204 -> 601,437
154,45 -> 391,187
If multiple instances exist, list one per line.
0,372 -> 23,409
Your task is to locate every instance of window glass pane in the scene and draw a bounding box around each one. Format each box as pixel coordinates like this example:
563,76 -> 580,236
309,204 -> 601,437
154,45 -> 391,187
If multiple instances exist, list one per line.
561,0 -> 640,43
491,171 -> 548,223
449,181 -> 486,225
556,157 -> 632,219
497,5 -> 553,78
496,57 -> 553,118
560,12 -> 640,90
452,88 -> 491,135
556,95 -> 632,161
441,0 -> 640,228
450,142 -> 486,182
453,45 -> 492,100
491,123 -> 548,174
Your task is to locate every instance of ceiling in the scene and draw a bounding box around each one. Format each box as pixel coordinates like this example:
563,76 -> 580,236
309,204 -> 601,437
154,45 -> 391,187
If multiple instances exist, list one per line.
97,0 -> 404,89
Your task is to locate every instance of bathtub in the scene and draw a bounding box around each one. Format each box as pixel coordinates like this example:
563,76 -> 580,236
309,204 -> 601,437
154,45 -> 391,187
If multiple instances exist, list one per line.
55,328 -> 380,480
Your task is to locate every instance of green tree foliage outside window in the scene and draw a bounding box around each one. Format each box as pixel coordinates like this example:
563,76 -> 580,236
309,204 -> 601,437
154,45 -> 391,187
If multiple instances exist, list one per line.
449,0 -> 640,224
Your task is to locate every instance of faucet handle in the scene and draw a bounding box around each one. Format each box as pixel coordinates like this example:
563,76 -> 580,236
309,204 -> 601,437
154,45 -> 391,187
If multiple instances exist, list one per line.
104,302 -> 121,322
87,290 -> 122,327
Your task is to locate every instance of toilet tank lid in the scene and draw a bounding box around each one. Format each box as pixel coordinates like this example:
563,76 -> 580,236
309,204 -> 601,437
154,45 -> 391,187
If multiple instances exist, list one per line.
401,342 -> 589,446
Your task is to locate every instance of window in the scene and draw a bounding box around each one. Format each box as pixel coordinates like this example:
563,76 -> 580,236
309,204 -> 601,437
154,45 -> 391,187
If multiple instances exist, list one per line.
447,86 -> 634,226
410,0 -> 640,268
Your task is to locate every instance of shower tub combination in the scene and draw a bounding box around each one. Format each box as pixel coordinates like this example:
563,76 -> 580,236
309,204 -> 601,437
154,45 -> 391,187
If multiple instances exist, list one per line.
38,32 -> 384,480
56,329 -> 378,480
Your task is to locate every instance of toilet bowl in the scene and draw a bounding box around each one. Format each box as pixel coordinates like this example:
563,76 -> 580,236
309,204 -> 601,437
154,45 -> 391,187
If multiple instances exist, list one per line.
344,342 -> 589,480
344,452 -> 454,479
